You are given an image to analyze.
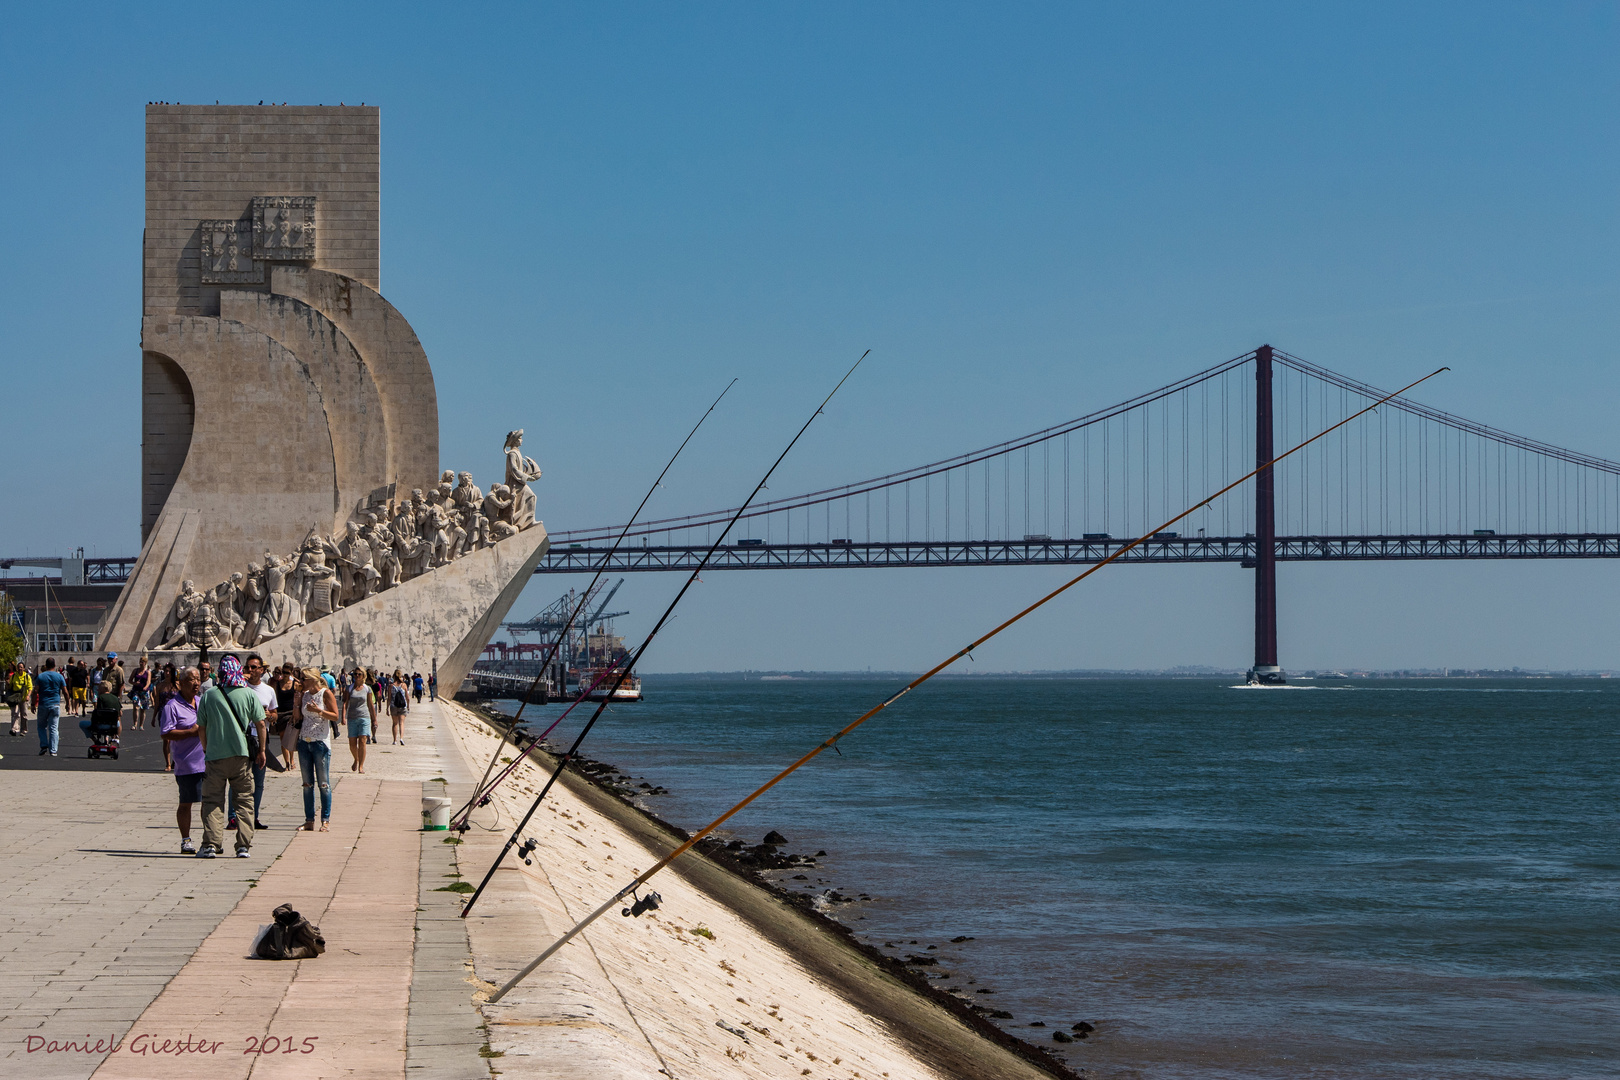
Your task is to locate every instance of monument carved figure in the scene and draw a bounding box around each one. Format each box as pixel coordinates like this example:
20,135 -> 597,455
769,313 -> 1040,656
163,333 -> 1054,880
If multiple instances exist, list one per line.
213,577 -> 246,646
504,430 -> 542,531
452,471 -> 482,515
240,564 -> 268,646
256,553 -> 297,639
144,428 -> 543,649
160,580 -> 206,647
336,520 -> 380,604
291,538 -> 337,622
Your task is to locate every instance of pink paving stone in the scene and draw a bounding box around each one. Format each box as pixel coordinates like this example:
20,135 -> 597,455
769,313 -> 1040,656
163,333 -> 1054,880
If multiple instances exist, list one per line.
93,779 -> 424,1080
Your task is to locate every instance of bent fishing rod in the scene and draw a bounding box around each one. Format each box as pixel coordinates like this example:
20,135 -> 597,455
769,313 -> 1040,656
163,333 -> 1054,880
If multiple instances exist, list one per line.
460,351 -> 871,918
484,364 -> 1449,1000
452,380 -> 737,829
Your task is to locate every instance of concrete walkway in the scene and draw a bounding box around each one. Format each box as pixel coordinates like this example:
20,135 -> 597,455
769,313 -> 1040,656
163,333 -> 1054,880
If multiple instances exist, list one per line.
0,697 -> 487,1080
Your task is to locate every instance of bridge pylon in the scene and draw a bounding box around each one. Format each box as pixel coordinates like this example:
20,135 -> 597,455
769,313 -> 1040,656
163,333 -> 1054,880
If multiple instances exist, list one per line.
1249,344 -> 1285,686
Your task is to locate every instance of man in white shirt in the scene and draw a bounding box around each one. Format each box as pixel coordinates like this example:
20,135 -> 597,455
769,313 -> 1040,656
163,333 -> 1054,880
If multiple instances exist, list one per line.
244,654 -> 277,829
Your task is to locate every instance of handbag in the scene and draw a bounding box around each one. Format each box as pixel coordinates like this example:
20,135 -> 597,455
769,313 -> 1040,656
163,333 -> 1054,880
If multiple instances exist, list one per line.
254,903 -> 325,960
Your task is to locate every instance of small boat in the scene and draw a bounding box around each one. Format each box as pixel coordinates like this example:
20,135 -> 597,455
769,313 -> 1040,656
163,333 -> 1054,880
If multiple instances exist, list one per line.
572,669 -> 642,702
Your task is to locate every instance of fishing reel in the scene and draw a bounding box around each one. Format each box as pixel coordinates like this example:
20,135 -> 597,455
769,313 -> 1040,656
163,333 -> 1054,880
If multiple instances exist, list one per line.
621,888 -> 661,918
517,837 -> 538,865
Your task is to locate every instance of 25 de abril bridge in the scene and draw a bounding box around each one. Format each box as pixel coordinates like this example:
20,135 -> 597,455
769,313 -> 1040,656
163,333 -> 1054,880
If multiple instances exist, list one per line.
23,345 -> 1620,684
534,345 -> 1620,684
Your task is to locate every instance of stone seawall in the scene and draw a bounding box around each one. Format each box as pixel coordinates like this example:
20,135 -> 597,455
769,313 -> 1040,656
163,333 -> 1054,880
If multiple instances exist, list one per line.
444,700 -> 1074,1080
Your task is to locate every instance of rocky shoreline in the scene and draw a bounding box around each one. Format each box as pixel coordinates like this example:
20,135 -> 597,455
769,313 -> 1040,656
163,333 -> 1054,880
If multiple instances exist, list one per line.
472,702 -> 1092,1079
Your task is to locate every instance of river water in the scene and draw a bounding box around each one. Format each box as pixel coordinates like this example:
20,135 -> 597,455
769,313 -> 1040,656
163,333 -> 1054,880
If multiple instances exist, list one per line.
494,677 -> 1617,1079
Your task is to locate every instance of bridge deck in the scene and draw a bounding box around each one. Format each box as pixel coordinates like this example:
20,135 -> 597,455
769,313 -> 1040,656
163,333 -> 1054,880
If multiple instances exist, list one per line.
535,534 -> 1620,572
16,534 -> 1620,586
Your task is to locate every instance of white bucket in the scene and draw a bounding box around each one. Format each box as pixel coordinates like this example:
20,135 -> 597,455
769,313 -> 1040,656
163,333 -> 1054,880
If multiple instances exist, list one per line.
422,796 -> 453,831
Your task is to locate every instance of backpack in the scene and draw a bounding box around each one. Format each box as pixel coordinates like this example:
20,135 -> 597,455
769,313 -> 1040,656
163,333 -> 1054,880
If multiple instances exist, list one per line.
391,686 -> 407,710
254,904 -> 326,960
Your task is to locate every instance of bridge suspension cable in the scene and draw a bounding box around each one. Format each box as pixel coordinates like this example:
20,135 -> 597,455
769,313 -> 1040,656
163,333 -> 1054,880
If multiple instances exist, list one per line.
551,347 -> 1620,555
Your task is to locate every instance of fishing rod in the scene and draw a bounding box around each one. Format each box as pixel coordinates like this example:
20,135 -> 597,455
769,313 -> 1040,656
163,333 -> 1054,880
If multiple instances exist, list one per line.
452,380 -> 737,829
484,363 -> 1450,1000
455,656 -> 631,828
460,351 -> 871,918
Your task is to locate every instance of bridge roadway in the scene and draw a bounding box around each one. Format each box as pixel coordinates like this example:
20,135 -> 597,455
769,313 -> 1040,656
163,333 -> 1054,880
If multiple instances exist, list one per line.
535,533 -> 1620,573
16,534 -> 1620,586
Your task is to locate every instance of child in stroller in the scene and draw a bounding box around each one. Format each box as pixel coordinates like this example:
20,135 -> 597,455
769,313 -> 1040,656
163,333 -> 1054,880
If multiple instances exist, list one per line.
81,679 -> 122,760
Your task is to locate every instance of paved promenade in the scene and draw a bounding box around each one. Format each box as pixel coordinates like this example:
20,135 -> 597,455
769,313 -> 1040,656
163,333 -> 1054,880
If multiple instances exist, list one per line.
0,698 -> 486,1080
3,695 -> 1046,1080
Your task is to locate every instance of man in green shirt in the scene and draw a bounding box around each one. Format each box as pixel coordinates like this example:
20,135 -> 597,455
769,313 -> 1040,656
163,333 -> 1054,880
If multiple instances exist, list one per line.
196,655 -> 265,858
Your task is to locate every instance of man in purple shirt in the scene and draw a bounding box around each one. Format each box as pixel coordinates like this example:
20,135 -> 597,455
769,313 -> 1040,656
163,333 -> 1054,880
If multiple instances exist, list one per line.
159,667 -> 205,854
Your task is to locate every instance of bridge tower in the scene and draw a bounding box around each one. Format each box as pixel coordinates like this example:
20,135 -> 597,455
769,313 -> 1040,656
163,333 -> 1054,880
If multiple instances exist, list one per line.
1249,344 -> 1285,685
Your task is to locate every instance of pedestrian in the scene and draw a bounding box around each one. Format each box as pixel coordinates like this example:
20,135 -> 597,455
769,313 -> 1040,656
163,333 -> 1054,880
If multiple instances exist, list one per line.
79,679 -> 122,743
428,670 -> 437,701
320,664 -> 336,693
371,670 -> 388,744
106,655 -> 125,699
155,665 -> 178,770
244,654 -> 276,829
345,666 -> 376,773
90,658 -> 106,706
198,660 -> 215,692
195,656 -> 263,859
34,657 -> 66,756
297,666 -> 340,832
273,665 -> 298,771
388,668 -> 409,745
159,666 -> 204,853
66,659 -> 88,716
129,655 -> 153,730
7,662 -> 32,735
412,671 -> 424,703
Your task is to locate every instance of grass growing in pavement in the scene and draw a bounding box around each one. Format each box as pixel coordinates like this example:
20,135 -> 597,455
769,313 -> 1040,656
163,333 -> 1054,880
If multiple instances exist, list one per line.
435,882 -> 475,894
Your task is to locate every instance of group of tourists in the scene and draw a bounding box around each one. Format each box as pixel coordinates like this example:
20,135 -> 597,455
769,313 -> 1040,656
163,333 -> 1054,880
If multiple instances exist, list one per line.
5,650 -> 436,860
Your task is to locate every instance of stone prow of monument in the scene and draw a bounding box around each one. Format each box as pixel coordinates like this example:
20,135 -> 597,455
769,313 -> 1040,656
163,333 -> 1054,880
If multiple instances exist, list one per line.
102,105 -> 543,683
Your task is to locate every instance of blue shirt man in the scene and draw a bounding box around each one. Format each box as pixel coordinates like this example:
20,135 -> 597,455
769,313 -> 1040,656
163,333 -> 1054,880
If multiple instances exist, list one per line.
34,660 -> 67,756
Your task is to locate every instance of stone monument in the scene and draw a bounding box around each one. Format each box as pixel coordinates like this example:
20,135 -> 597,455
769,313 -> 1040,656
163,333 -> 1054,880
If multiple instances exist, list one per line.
101,105 -> 548,690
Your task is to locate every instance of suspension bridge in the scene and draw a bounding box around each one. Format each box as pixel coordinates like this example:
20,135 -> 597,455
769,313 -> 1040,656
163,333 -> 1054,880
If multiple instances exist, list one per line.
538,345 -> 1620,682
18,346 -> 1619,682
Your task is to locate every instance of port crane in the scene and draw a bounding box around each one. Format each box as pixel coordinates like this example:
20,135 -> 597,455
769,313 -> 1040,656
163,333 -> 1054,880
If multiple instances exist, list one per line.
498,578 -> 628,687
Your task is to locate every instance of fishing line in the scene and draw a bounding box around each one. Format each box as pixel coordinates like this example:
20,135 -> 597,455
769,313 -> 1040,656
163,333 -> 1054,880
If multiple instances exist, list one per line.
456,657 -> 632,830
452,379 -> 737,829
485,364 -> 1449,999
461,351 -> 871,918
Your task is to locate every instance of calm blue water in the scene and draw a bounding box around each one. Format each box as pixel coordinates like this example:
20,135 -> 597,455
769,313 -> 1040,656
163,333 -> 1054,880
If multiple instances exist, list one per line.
496,678 -> 1618,1079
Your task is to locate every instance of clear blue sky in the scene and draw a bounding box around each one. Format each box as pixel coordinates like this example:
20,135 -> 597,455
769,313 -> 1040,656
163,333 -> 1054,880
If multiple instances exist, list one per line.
3,2 -> 1617,671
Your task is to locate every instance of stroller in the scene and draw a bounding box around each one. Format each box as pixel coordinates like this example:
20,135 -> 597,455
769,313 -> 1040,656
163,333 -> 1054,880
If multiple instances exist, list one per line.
86,700 -> 120,760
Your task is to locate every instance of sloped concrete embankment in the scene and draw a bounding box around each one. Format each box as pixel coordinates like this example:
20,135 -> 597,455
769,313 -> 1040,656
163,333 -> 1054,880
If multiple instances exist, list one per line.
444,701 -> 1077,1080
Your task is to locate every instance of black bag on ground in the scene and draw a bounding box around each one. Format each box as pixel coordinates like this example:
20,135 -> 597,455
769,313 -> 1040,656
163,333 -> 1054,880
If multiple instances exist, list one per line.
255,903 -> 326,960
